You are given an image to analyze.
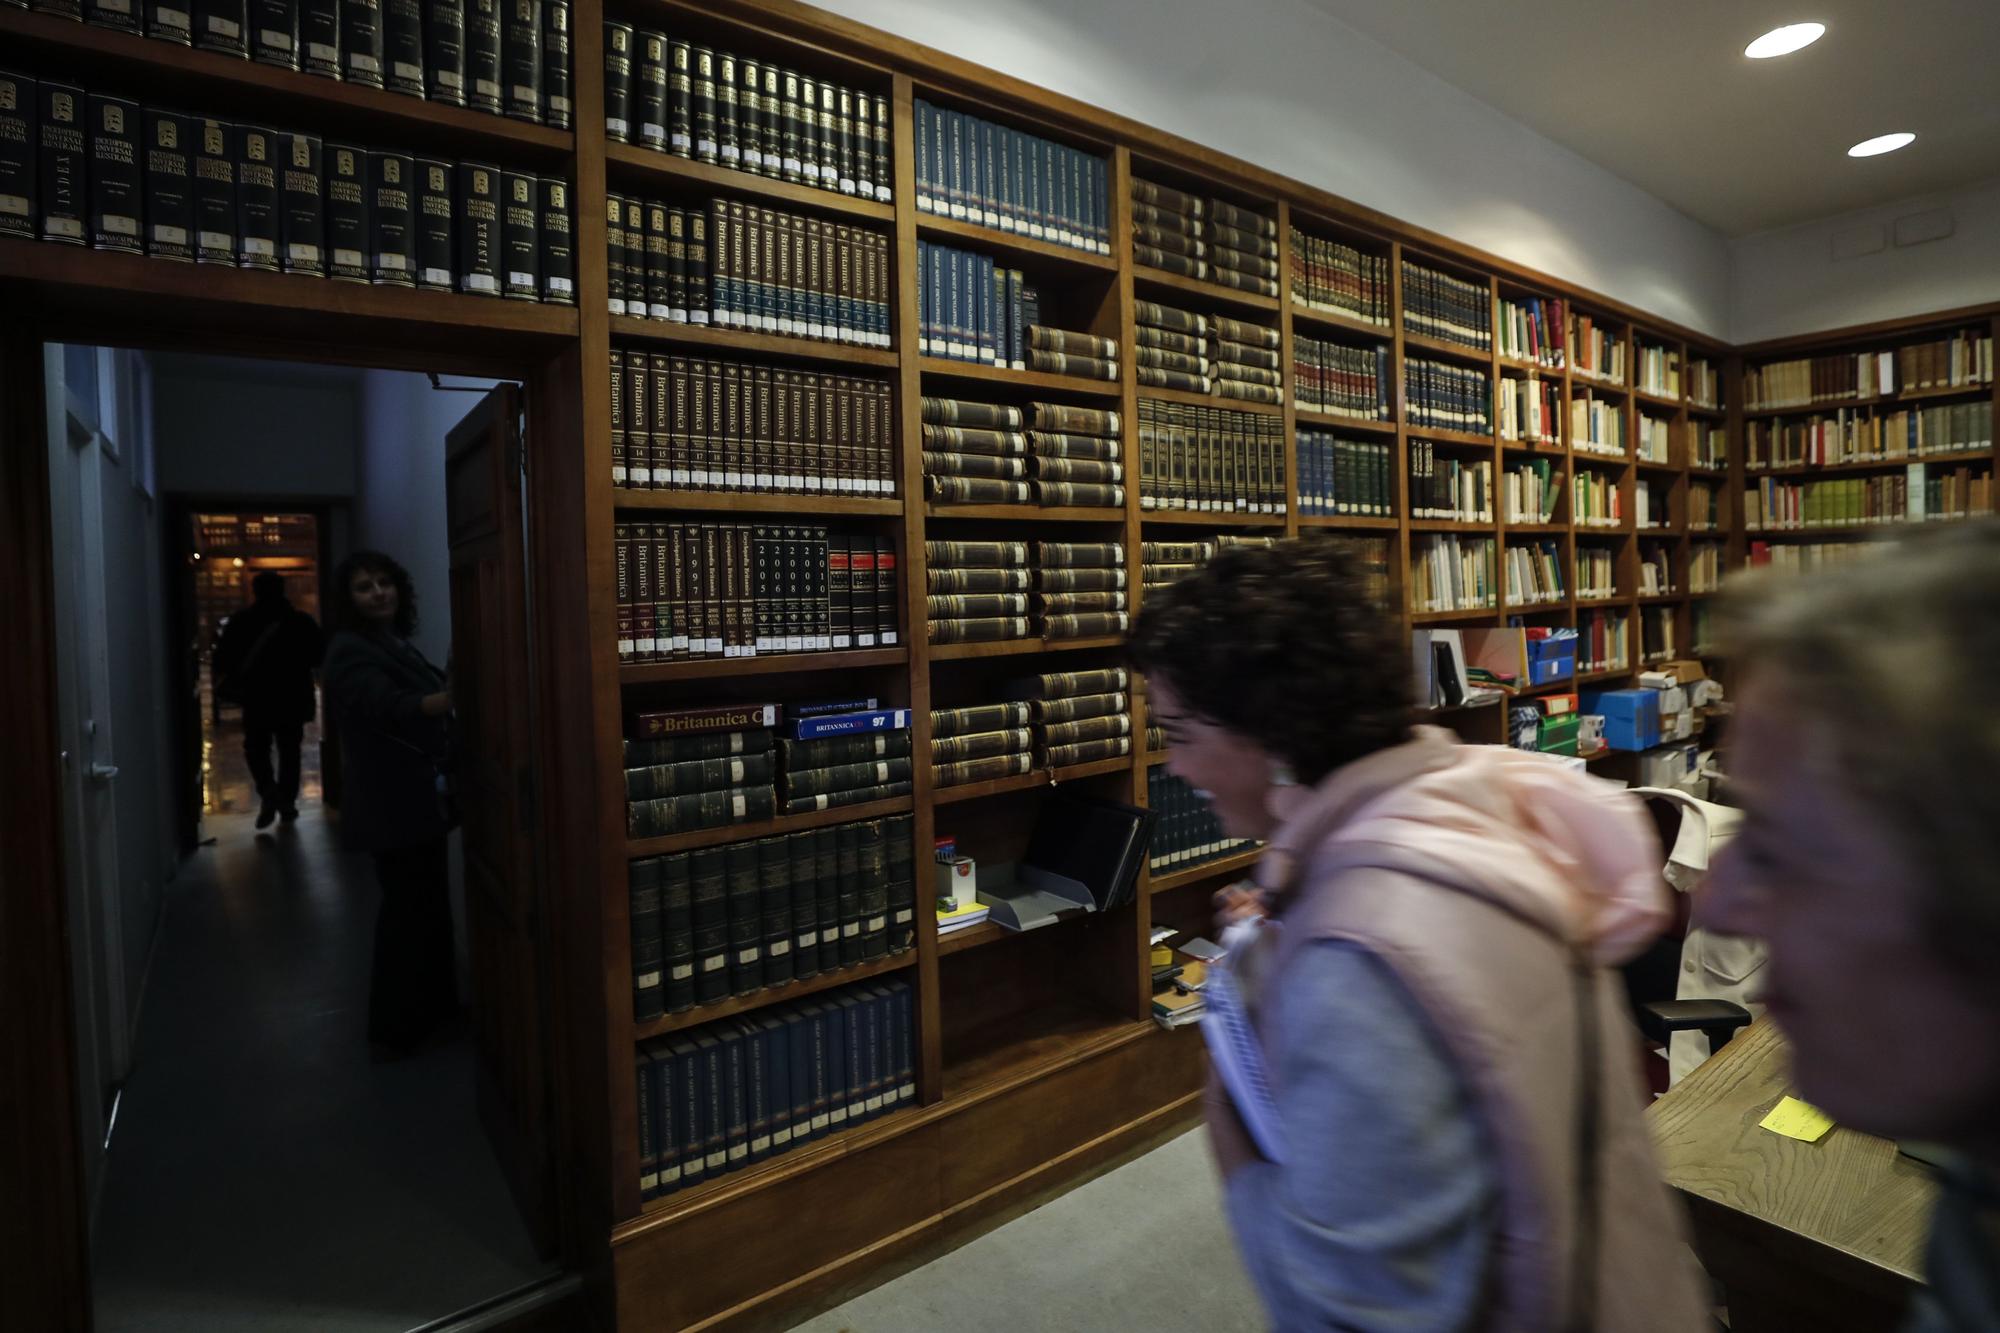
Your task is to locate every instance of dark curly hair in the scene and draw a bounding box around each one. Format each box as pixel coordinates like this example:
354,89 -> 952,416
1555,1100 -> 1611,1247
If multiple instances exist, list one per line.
330,549 -> 420,639
1128,536 -> 1410,785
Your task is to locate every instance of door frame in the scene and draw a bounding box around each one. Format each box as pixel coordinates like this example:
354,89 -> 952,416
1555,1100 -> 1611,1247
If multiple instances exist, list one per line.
0,298 -> 615,1329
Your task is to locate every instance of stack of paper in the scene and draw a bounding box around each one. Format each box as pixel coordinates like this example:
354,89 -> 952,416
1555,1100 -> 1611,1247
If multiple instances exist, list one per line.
937,897 -> 990,936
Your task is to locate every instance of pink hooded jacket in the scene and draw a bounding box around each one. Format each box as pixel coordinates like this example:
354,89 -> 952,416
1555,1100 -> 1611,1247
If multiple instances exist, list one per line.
1232,726 -> 1709,1332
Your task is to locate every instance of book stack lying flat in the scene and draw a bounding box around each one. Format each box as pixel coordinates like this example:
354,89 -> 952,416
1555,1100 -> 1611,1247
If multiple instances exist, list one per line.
1130,177 -> 1206,281
1147,769 -> 1259,874
930,702 -> 1033,789
1033,542 -> 1129,641
1293,335 -> 1392,420
1009,669 -> 1133,771
921,397 -> 1029,505
935,895 -> 991,937
777,704 -> 914,815
925,540 -> 1030,645
1204,197 -> 1279,298
626,812 -> 916,1021
1210,318 -> 1282,406
1139,535 -> 1275,594
634,976 -> 915,1201
1136,399 -> 1285,513
1027,325 -> 1119,382
1133,300 -> 1212,395
624,703 -> 781,838
1288,227 -> 1391,327
1029,402 -> 1124,507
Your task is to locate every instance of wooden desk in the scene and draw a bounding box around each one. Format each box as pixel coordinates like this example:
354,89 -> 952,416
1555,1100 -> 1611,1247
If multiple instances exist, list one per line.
1648,1018 -> 1939,1332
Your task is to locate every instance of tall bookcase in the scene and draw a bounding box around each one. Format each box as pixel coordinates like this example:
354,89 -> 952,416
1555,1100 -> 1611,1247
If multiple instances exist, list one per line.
10,0 -> 1992,1328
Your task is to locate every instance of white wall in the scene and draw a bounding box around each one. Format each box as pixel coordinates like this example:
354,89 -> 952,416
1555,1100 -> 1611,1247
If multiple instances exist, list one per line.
153,368 -> 361,499
353,372 -> 500,665
1728,177 -> 2000,345
815,0 -> 1730,336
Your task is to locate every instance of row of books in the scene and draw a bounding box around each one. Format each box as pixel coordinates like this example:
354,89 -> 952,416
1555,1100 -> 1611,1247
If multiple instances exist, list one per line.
1571,395 -> 1629,455
1505,458 -> 1560,525
920,397 -> 1124,508
605,30 -> 889,201
0,73 -> 575,297
1571,315 -> 1626,384
628,812 -> 915,1019
611,524 -> 898,664
1636,343 -> 1681,399
1410,445 -> 1489,522
1498,295 -> 1566,368
1129,176 -> 1279,297
1744,330 -> 1993,410
917,241 -> 1034,369
609,351 -> 893,495
1743,401 -> 1994,469
607,196 -> 891,346
1133,300 -> 1282,405
623,701 -> 913,837
1580,607 -> 1631,673
1688,359 -> 1721,410
1146,770 -> 1258,876
1746,541 -> 1876,573
1504,539 -> 1564,606
924,540 -> 1129,645
1688,482 -> 1721,531
1293,337 -> 1391,421
1497,375 -> 1560,444
1635,476 -> 1665,528
1572,470 -> 1623,527
1636,415 -> 1672,464
1402,259 -> 1490,350
27,0 -> 570,124
634,976 -> 914,1200
1139,535 -> 1274,593
1135,398 -> 1287,514
1407,359 -> 1492,435
1288,227 -> 1390,327
913,99 -> 1106,253
1637,546 -> 1673,596
1745,466 -> 1995,529
929,670 -> 1135,787
1411,534 -> 1495,613
1694,426 -> 1728,469
1297,432 -> 1392,518
1641,606 -> 1676,663
1576,547 -> 1615,600
1689,542 -> 1724,594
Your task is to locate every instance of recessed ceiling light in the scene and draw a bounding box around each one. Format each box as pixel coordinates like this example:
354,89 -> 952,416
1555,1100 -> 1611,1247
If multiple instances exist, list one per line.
1744,22 -> 1826,58
1848,132 -> 1916,158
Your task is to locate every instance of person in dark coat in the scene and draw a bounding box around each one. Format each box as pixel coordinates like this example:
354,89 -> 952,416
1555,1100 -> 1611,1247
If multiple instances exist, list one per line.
214,570 -> 324,828
321,550 -> 457,1056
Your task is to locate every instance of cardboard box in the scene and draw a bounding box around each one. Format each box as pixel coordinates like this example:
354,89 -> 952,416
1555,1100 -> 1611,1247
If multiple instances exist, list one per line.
1637,743 -> 1698,789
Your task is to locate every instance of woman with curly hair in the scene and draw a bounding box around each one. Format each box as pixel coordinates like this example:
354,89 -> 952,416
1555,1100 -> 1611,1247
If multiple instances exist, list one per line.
322,550 -> 456,1057
1129,536 -> 1706,1331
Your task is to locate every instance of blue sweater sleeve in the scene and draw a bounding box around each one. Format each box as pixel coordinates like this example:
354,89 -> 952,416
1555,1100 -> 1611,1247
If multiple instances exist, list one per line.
1222,940 -> 1497,1330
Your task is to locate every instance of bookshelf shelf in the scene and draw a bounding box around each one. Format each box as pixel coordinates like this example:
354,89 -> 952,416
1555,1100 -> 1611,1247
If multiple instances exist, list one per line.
1294,409 -> 1397,435
1745,448 -> 1994,477
1410,607 -> 1499,624
935,919 -> 1014,957
1291,303 -> 1395,341
915,214 -> 1119,274
1740,382 -> 1994,420
610,317 -> 900,368
1148,846 -> 1263,895
924,504 -> 1125,523
619,649 -> 908,684
940,1001 -> 1147,1102
1296,514 -> 1401,530
1413,427 -> 1498,448
1143,749 -> 1171,768
1686,403 -> 1727,420
605,144 -> 897,223
1574,595 -> 1629,607
1687,465 -> 1731,480
1501,600 -> 1568,615
1410,518 -> 1496,532
932,755 -> 1133,806
1577,667 -> 1637,685
1571,451 -> 1632,469
1401,332 -> 1493,368
1,7 -> 574,167
631,953 -> 918,1041
1498,355 -> 1563,376
1635,458 -> 1681,475
1637,593 -> 1683,605
1748,524 -> 1912,540
1505,522 -> 1567,534
929,635 -> 1127,661
1570,374 -> 1630,398
1634,390 -> 1683,410
1139,385 -> 1284,417
1139,510 -> 1286,528
613,490 -> 904,516
916,358 -> 1122,398
625,796 -> 917,859
1131,265 -> 1281,315
1574,525 -> 1630,537
1501,439 -> 1567,456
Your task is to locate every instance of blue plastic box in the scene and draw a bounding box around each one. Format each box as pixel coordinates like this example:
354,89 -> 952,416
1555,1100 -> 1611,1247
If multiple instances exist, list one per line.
1525,637 -> 1576,685
1579,688 -> 1660,752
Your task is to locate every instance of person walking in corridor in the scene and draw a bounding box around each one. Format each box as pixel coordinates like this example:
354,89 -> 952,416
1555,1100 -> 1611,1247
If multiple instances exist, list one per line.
214,570 -> 324,828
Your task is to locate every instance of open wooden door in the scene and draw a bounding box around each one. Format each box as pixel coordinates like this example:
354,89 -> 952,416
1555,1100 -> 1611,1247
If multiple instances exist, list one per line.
443,384 -> 557,1258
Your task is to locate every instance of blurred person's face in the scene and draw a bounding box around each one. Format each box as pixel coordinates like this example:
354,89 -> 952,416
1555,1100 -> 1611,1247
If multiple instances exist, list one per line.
1147,675 -> 1279,841
1703,673 -> 2000,1146
350,567 -> 400,625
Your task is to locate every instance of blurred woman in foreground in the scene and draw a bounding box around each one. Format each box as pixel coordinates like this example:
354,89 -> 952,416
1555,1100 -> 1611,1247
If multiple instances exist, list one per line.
1129,536 -> 1706,1330
1704,521 -> 2000,1332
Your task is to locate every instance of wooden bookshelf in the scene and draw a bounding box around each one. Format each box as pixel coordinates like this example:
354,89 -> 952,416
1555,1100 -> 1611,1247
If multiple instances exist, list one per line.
632,953 -> 919,1040
7,0 -> 1951,1327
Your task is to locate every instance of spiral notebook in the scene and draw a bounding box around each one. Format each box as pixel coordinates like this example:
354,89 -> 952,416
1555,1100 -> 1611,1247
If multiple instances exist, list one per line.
1202,962 -> 1286,1164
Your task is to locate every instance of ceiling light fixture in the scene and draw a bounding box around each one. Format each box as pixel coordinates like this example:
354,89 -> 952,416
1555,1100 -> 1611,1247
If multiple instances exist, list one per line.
1744,22 -> 1826,59
1848,132 -> 1916,158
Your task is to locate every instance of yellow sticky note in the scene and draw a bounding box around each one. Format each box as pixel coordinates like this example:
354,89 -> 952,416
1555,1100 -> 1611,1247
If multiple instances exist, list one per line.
1760,1095 -> 1836,1143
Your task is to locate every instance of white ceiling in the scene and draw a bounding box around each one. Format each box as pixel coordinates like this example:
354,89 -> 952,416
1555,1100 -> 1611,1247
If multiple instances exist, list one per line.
1297,0 -> 2000,237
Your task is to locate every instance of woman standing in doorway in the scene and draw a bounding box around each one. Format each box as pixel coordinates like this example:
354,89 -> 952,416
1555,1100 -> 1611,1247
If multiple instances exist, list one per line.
322,551 -> 457,1058
1129,537 -> 1707,1331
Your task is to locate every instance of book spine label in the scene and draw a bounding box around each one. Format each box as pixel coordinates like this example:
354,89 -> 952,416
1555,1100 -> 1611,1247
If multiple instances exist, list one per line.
250,0 -> 299,68
145,0 -> 193,43
87,95 -> 142,255
142,110 -> 193,261
601,22 -> 632,139
541,0 -> 571,127
273,130 -> 323,274
294,0 -> 336,76
538,176 -> 572,303
367,153 -> 413,285
502,0 -> 543,123
500,170 -> 538,299
382,0 -> 425,95
670,40 -> 694,156
187,118 -> 235,263
465,0 -> 503,113
323,142 -> 369,281
426,0 -> 468,105
339,0 -> 384,88
455,160 -> 500,295
413,157 -> 453,289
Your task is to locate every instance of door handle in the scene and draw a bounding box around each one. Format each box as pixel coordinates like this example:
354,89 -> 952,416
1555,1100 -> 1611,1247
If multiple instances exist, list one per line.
89,763 -> 120,782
